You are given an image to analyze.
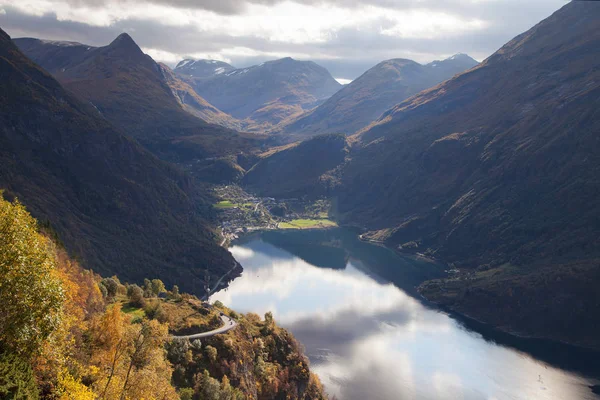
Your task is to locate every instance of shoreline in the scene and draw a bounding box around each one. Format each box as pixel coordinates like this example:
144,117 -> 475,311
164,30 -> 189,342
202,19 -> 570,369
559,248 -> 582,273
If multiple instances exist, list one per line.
218,219 -> 600,354
357,230 -> 600,354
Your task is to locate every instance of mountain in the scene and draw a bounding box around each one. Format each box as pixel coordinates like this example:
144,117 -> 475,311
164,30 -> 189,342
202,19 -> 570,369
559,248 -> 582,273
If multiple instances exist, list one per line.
174,58 -> 236,79
244,1 -> 600,348
14,34 -> 260,163
278,54 -> 477,139
337,1 -> 600,348
177,57 -> 342,130
0,27 -> 236,294
158,62 -> 241,130
243,133 -> 348,198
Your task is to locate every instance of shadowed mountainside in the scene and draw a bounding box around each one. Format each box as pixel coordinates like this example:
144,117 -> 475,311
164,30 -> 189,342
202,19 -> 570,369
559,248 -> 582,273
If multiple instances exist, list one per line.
0,27 -> 237,294
158,62 -> 242,131
243,134 -> 348,199
242,1 -> 600,349
337,1 -> 600,348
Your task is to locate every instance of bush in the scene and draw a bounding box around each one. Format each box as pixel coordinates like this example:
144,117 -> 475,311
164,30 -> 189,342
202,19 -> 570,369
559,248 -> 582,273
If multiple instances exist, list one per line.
144,301 -> 169,323
127,284 -> 145,307
101,277 -> 119,299
178,387 -> 194,400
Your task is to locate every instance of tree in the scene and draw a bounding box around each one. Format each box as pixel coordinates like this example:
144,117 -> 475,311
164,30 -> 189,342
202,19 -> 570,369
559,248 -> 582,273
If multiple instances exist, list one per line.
90,309 -> 177,400
0,197 -> 64,355
205,345 -> 218,363
101,278 -> 119,299
126,284 -> 144,307
179,388 -> 194,400
143,279 -> 153,298
171,285 -> 181,301
151,279 -> 166,296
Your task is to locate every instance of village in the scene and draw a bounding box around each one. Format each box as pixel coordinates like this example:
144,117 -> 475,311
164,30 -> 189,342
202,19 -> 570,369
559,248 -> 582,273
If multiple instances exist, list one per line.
212,184 -> 337,246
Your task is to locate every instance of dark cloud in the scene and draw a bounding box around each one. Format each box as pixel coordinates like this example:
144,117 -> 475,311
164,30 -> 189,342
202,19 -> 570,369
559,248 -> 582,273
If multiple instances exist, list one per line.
0,0 -> 568,79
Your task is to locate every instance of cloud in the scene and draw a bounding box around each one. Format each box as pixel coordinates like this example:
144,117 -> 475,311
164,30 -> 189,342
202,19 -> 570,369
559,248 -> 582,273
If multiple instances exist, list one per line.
0,0 -> 569,79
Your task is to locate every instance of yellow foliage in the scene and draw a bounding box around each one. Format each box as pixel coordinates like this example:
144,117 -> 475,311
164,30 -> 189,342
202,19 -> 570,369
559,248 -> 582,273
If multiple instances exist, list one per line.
0,196 -> 65,355
57,369 -> 96,400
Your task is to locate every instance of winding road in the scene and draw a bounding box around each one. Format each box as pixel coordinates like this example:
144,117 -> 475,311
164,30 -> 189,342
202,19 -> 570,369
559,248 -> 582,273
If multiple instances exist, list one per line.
171,314 -> 237,340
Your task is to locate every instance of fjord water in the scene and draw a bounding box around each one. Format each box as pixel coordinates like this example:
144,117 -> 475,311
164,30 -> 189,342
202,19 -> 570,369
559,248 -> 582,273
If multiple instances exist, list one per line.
212,229 -> 600,400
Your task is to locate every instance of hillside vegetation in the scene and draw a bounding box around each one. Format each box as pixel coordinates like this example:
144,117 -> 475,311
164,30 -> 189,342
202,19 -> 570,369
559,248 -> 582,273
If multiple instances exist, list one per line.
0,195 -> 326,399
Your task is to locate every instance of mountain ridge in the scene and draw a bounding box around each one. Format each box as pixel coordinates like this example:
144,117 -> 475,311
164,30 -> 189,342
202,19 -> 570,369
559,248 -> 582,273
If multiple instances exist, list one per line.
13,34 -> 261,164
277,53 -> 478,140
1,26 -> 237,294
177,56 -> 342,131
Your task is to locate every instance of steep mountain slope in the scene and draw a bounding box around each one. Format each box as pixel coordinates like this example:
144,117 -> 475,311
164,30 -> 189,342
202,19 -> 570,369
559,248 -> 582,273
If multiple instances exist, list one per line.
174,58 -> 235,78
14,35 -> 260,163
335,1 -> 600,347
243,134 -> 348,198
158,62 -> 241,130
278,54 -> 477,139
179,57 -> 342,130
0,27 -> 236,294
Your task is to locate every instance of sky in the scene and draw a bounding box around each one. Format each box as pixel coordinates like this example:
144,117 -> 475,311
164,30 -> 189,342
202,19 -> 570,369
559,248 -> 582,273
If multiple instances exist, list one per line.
0,0 -> 568,81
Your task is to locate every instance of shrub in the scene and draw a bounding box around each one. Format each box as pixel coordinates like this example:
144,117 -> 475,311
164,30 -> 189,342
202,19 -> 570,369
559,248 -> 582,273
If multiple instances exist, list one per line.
127,284 -> 145,307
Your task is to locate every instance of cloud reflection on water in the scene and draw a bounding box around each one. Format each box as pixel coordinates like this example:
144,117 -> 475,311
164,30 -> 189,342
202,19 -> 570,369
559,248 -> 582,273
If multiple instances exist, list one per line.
212,237 -> 598,400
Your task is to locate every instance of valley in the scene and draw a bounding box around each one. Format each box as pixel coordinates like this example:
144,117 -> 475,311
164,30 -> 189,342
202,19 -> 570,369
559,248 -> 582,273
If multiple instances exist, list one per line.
1,0 -> 600,399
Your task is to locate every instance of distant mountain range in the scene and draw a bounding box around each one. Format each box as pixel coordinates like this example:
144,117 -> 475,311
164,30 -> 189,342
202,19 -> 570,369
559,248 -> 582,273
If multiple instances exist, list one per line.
277,54 -> 478,139
14,34 -> 260,164
240,1 -> 600,349
175,57 -> 342,131
0,27 -> 237,293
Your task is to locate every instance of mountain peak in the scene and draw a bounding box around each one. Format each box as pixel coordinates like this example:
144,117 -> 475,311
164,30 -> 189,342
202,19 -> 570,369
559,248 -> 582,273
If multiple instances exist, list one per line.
445,53 -> 477,63
108,32 -> 142,53
176,58 -> 195,69
0,27 -> 10,43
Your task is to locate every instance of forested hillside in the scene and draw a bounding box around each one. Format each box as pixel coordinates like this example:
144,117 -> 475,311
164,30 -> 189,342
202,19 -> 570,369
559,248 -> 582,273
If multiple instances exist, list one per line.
0,195 -> 326,399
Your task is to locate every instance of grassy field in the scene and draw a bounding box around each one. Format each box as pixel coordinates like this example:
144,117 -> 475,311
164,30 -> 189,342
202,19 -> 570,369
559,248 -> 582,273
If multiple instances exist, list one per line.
121,302 -> 146,323
279,218 -> 337,230
213,200 -> 236,209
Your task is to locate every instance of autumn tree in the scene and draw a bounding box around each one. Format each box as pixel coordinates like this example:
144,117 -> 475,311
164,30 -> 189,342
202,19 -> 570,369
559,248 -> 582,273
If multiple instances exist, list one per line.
143,279 -> 153,298
151,279 -> 166,296
205,345 -> 218,363
90,307 -> 177,400
171,285 -> 181,301
0,196 -> 64,356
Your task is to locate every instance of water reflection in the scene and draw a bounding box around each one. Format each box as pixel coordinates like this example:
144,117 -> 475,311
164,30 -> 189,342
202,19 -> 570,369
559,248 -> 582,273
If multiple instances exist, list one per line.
212,231 -> 600,400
